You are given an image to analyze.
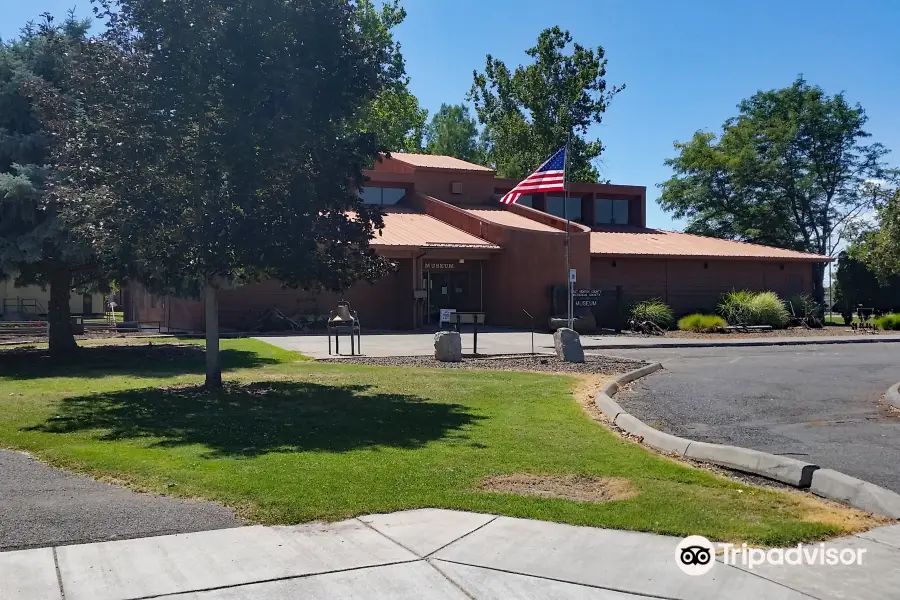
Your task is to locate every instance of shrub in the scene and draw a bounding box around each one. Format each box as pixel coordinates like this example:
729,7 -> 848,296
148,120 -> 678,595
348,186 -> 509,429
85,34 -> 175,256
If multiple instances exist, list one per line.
717,290 -> 756,325
875,313 -> 900,330
629,298 -> 674,329
717,290 -> 790,329
678,313 -> 727,332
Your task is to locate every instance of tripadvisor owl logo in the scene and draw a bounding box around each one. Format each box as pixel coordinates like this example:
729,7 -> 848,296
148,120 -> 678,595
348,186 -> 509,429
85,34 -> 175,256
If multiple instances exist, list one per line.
675,535 -> 716,576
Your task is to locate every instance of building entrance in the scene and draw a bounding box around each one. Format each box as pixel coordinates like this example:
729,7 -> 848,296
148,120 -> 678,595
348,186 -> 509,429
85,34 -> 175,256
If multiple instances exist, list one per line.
425,262 -> 481,325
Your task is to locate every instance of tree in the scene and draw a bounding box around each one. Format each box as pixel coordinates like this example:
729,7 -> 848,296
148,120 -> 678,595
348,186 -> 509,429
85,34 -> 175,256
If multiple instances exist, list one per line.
853,187 -> 900,281
659,77 -> 892,304
424,103 -> 485,163
0,13 -> 108,359
469,26 -> 623,182
834,247 -> 900,318
47,0 -> 401,387
353,0 -> 426,152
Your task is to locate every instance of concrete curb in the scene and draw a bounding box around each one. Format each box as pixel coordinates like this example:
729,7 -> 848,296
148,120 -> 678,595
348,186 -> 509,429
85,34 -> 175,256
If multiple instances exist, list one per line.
582,335 -> 900,351
595,363 -> 900,518
886,382 -> 900,410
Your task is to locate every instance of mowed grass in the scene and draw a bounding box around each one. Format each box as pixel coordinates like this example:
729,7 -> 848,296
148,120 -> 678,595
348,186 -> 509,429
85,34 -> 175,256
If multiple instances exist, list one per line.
0,338 -> 874,545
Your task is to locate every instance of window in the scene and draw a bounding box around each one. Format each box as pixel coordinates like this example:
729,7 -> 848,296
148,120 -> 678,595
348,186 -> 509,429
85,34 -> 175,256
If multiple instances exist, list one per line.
594,198 -> 630,225
545,195 -> 582,222
360,186 -> 406,205
517,195 -> 533,207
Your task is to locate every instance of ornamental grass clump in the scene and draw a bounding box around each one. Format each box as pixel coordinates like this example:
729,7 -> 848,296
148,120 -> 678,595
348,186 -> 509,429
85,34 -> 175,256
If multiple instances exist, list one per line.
875,313 -> 900,330
629,298 -> 674,330
677,313 -> 727,332
717,290 -> 789,329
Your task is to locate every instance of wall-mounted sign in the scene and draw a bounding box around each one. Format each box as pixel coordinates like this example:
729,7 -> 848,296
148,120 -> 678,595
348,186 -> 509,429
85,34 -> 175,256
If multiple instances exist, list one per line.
574,289 -> 602,308
424,261 -> 457,270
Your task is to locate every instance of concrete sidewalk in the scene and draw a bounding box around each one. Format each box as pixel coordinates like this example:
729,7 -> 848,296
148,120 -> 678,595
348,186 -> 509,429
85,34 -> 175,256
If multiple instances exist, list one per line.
258,331 -> 900,358
4,509 -> 899,599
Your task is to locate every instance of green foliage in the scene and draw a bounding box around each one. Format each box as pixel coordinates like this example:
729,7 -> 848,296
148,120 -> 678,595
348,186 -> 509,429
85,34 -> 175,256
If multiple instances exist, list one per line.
874,314 -> 900,330
677,314 -> 727,332
853,188 -> 900,282
833,249 -> 900,317
717,290 -> 790,328
751,292 -> 791,329
629,298 -> 674,329
658,76 -> 893,304
0,12 -> 107,358
32,0 -> 407,385
717,290 -> 757,325
357,87 -> 427,153
424,103 -> 485,164
787,294 -> 818,319
469,26 -> 623,182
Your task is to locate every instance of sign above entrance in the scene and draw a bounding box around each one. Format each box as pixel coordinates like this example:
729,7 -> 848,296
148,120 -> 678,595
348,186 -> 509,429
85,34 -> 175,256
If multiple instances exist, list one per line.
424,261 -> 458,270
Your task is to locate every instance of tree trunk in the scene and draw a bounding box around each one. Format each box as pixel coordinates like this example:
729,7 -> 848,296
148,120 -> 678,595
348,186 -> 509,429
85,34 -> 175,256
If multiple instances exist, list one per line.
811,262 -> 826,307
204,282 -> 222,388
48,265 -> 78,361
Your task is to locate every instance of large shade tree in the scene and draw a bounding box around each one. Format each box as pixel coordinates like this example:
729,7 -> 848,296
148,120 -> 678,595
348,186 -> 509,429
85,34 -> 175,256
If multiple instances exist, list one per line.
41,0 -> 404,387
424,103 -> 485,164
469,26 -> 623,182
0,13 -> 109,359
658,77 -> 892,304
852,186 -> 900,282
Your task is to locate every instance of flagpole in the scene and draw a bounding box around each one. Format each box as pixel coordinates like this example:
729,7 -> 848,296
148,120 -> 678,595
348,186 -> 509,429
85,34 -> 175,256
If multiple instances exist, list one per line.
564,130 -> 573,330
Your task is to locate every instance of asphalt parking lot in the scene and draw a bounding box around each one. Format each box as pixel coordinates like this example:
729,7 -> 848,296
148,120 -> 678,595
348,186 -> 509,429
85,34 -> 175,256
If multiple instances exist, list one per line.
609,343 -> 900,493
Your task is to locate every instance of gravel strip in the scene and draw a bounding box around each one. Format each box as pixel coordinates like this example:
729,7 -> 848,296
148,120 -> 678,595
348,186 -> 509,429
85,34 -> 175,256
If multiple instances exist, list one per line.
318,354 -> 646,375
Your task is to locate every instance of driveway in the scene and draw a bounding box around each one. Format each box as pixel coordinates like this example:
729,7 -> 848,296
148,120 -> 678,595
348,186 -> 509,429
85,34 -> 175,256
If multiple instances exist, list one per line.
0,450 -> 239,551
607,343 -> 900,493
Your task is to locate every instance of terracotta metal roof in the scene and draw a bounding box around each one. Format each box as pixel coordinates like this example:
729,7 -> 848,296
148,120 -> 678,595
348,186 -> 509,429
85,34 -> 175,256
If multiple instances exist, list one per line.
464,208 -> 561,232
371,209 -> 500,250
387,153 -> 495,173
590,227 -> 831,262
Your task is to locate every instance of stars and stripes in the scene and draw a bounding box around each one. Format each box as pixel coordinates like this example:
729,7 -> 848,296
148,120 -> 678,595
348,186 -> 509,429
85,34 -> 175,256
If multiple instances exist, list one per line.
500,147 -> 567,205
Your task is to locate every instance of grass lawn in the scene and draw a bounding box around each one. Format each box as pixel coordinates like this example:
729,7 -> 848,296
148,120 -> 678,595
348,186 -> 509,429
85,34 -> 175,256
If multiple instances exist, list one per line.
0,338 -> 878,545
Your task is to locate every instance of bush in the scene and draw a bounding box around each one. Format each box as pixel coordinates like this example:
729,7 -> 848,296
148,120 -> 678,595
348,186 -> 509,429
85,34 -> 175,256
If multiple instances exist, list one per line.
678,313 -> 727,332
717,290 -> 790,329
749,291 -> 791,329
629,298 -> 674,329
717,290 -> 756,325
875,313 -> 900,330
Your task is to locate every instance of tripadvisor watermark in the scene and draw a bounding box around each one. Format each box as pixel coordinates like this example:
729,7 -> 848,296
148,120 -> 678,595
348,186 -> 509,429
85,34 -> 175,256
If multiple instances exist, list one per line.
675,535 -> 866,576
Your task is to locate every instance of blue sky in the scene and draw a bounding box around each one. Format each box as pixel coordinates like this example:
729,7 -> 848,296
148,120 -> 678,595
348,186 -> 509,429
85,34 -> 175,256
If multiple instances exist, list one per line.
4,0 -> 898,230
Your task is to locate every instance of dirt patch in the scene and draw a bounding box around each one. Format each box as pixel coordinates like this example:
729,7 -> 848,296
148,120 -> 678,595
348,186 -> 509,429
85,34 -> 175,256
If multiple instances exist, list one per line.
318,354 -> 645,375
573,375 -> 614,423
479,473 -> 638,503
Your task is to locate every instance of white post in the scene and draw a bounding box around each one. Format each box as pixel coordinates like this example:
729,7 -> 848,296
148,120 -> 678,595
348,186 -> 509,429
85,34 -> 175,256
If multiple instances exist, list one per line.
564,132 -> 573,330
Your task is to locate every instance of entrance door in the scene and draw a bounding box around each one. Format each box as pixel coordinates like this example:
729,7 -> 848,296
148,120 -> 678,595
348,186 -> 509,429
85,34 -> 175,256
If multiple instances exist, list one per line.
428,271 -> 471,324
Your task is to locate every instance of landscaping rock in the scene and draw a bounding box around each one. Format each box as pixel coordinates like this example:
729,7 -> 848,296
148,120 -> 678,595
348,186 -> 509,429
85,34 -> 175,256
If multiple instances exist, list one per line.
553,328 -> 584,363
433,331 -> 462,362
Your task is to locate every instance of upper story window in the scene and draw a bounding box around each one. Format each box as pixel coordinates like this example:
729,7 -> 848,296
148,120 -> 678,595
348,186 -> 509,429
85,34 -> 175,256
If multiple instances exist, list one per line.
516,195 -> 533,207
546,195 -> 582,222
360,186 -> 406,205
595,198 -> 630,225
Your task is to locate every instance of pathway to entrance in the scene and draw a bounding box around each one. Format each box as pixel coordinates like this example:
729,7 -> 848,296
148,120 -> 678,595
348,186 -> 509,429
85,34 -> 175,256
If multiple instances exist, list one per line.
611,344 -> 900,493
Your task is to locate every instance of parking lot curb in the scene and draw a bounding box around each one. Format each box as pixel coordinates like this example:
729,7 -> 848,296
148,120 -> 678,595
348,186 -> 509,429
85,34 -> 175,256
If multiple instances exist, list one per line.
886,382 -> 900,410
596,364 -> 900,519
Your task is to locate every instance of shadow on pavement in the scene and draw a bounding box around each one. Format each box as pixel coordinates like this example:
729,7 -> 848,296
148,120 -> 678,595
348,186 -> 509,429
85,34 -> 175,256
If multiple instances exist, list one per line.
27,381 -> 479,457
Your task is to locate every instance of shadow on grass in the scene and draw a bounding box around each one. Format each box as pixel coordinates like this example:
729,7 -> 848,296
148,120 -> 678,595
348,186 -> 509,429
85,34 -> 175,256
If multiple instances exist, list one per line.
26,381 -> 480,457
0,344 -> 277,380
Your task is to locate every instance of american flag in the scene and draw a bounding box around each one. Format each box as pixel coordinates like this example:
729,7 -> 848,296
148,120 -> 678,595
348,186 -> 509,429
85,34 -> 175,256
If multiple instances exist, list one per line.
500,147 -> 567,205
